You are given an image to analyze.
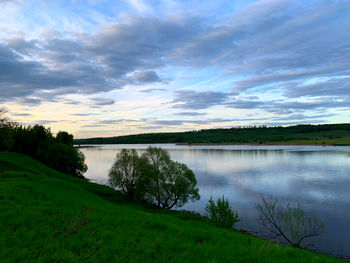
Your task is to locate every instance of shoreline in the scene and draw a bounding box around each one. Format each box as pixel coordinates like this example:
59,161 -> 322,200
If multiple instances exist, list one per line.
75,141 -> 350,147
175,142 -> 350,146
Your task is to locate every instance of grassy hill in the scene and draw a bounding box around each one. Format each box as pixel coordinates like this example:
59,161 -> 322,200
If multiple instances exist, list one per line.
74,123 -> 350,145
0,152 -> 344,262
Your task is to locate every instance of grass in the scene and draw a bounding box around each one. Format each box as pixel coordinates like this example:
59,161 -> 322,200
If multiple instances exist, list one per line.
0,152 -> 345,262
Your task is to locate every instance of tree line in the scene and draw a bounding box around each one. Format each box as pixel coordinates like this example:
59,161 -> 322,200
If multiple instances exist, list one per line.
0,108 -> 87,178
75,123 -> 350,145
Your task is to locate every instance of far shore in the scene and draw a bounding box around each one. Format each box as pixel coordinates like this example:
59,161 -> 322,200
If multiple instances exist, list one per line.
175,141 -> 350,146
75,141 -> 350,147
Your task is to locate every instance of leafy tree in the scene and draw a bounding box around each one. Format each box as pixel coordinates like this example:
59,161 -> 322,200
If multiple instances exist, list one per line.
139,147 -> 200,209
0,107 -> 14,151
56,131 -> 73,145
45,143 -> 87,178
108,149 -> 145,199
205,196 -> 240,228
255,196 -> 325,248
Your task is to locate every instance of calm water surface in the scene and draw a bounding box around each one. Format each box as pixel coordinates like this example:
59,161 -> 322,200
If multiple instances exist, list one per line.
80,144 -> 350,258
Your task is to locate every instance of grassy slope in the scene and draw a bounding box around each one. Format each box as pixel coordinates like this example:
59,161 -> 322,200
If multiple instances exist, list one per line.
0,152 -> 344,263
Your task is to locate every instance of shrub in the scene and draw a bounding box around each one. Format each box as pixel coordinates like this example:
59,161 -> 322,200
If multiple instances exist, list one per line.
205,196 -> 240,228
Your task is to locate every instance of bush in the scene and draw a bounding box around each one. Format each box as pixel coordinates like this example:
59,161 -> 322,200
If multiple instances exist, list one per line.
205,196 -> 240,228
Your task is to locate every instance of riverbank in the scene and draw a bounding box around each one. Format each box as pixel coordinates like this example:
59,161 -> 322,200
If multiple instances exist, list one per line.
0,152 -> 346,262
175,139 -> 350,146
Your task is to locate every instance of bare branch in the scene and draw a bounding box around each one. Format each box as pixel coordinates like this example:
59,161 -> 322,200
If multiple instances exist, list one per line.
255,196 -> 325,248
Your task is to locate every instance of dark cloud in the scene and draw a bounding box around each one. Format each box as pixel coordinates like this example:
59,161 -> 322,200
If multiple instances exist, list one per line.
176,112 -> 206,116
285,78 -> 350,98
152,120 -> 184,126
134,70 -> 160,83
19,97 -> 42,106
37,120 -> 58,125
11,113 -> 31,116
80,124 -> 104,128
139,125 -> 163,130
225,98 -> 350,114
70,113 -> 100,116
172,90 -> 229,109
140,88 -> 166,93
90,98 -> 115,106
96,119 -> 143,125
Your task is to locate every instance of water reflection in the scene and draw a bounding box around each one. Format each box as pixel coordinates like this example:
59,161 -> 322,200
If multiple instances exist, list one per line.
80,144 -> 350,258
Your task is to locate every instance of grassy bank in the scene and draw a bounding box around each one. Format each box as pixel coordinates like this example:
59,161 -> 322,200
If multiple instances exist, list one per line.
0,152 -> 344,262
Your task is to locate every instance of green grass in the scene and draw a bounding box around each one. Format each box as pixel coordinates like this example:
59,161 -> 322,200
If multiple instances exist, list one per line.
0,152 -> 344,262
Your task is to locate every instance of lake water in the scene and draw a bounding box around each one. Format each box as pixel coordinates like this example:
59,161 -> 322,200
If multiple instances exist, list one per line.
79,144 -> 350,258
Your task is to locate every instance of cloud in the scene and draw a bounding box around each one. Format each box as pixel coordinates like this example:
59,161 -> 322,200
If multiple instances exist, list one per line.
172,90 -> 229,109
140,88 -> 166,93
133,70 -> 160,83
225,98 -> 350,114
10,112 -> 31,116
96,119 -> 143,124
176,112 -> 206,116
70,113 -> 100,116
80,124 -> 104,128
285,77 -> 350,98
90,98 -> 115,106
37,120 -> 58,125
1,0 -> 350,130
152,120 -> 184,126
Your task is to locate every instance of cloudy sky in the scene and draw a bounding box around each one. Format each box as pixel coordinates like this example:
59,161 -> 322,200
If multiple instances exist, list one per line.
1,0 -> 349,138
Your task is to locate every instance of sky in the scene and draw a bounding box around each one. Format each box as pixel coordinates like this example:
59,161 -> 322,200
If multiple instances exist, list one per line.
0,0 -> 349,138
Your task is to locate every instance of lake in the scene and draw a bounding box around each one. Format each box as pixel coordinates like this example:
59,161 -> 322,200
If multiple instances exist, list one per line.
79,144 -> 350,258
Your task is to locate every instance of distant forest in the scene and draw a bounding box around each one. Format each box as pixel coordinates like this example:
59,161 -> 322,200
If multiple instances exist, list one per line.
74,123 -> 350,145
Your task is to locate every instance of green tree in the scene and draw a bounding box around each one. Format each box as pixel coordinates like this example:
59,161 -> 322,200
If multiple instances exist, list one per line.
108,149 -> 145,199
45,143 -> 87,178
205,196 -> 240,229
0,108 -> 14,151
139,147 -> 200,209
56,131 -> 74,145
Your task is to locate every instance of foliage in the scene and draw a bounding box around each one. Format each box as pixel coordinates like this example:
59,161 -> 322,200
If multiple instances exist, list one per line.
74,123 -> 350,145
255,196 -> 325,248
0,107 -> 15,151
108,147 -> 200,209
138,146 -> 200,209
56,131 -> 74,145
205,196 -> 240,229
0,152 -> 342,263
0,108 -> 87,178
108,149 -> 145,199
44,143 -> 87,178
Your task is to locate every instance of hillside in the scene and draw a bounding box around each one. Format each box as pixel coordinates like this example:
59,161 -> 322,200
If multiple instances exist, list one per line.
74,123 -> 350,145
0,152 -> 344,262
